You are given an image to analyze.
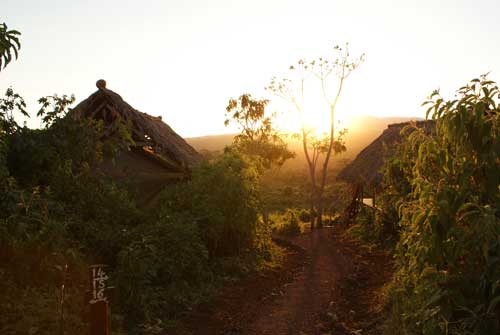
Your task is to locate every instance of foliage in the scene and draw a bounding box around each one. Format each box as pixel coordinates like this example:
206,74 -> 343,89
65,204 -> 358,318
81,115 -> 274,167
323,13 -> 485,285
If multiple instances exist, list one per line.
268,43 -> 364,228
7,92 -> 133,188
37,94 -> 76,127
116,217 -> 213,329
0,22 -> 21,71
345,206 -> 379,244
0,275 -> 86,335
0,87 -> 28,224
159,151 -> 261,257
281,210 -> 301,235
301,128 -> 347,165
298,208 -> 313,223
0,87 -> 27,133
373,137 -> 420,241
270,209 -> 302,236
259,169 -> 310,212
225,93 -> 294,170
0,186 -> 89,335
8,120 -> 100,186
388,76 -> 500,334
0,87 -> 143,333
115,151 -> 280,330
0,81 -> 282,333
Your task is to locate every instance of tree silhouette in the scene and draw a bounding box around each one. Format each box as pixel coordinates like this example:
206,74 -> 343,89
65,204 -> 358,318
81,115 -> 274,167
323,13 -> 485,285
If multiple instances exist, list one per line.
225,93 -> 294,170
268,43 -> 363,228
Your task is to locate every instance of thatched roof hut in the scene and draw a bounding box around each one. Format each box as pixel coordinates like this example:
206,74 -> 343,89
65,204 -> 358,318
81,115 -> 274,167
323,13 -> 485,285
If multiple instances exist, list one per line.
70,80 -> 202,203
337,120 -> 435,188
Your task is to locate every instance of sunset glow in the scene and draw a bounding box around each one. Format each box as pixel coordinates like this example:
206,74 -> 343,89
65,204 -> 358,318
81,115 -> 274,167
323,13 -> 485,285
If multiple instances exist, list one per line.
2,1 -> 499,333
2,0 -> 500,137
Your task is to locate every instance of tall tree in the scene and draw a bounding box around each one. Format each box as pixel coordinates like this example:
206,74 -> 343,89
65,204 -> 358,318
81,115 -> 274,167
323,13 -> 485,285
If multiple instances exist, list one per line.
268,43 -> 363,228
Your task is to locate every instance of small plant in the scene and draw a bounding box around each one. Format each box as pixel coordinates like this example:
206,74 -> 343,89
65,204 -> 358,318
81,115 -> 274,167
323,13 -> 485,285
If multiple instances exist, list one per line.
271,209 -> 302,235
298,209 -> 312,223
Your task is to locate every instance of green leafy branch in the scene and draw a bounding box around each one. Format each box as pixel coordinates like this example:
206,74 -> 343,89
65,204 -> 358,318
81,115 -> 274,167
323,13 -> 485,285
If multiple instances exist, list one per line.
0,22 -> 21,71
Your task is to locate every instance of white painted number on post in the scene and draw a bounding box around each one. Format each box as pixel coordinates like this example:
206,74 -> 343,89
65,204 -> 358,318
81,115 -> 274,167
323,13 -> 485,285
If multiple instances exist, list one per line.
90,266 -> 109,304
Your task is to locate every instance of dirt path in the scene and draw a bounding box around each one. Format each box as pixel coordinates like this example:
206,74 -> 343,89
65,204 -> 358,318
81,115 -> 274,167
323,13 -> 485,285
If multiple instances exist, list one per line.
177,227 -> 393,335
241,229 -> 346,335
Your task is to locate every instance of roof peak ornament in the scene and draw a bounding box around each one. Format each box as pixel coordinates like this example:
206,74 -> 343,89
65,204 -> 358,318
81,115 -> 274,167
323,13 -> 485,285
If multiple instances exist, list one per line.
96,79 -> 107,90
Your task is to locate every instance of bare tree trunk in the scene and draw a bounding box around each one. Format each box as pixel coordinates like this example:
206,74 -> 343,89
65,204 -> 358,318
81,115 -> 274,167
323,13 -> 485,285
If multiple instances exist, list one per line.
301,128 -> 318,230
309,177 -> 317,230
316,103 -> 337,228
316,198 -> 324,228
316,207 -> 323,228
310,203 -> 315,230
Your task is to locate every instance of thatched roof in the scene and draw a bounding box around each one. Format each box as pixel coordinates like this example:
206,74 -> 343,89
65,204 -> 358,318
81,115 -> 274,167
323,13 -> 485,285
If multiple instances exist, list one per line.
70,80 -> 202,169
337,120 -> 435,187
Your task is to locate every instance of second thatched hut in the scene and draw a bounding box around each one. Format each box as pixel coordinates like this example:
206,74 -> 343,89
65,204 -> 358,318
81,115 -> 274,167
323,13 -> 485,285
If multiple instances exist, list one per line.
337,120 -> 435,220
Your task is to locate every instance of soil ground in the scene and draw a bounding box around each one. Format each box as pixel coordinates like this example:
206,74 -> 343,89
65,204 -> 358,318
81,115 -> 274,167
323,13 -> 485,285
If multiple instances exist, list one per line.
176,227 -> 393,335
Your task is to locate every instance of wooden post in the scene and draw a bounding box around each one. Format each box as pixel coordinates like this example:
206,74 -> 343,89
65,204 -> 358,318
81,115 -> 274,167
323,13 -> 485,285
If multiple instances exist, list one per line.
59,264 -> 68,335
88,265 -> 110,335
90,301 -> 109,335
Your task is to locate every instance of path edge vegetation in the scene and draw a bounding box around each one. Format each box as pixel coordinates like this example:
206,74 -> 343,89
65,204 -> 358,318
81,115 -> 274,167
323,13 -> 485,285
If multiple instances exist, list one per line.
348,75 -> 499,335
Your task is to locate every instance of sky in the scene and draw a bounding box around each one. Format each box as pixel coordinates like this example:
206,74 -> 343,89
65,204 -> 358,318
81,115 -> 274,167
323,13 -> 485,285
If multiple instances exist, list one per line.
1,0 -> 499,137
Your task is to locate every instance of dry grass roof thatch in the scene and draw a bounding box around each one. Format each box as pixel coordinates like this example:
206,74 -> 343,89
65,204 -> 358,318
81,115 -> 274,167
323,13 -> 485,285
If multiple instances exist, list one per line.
70,80 -> 202,169
337,120 -> 435,187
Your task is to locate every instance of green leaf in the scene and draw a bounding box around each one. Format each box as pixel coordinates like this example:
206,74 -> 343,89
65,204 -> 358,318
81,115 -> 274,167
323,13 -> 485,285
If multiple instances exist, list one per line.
487,296 -> 500,314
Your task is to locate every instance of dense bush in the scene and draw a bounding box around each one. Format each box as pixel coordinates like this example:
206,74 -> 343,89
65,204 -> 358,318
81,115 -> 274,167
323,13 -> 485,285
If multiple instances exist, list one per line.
270,209 -> 302,235
283,211 -> 301,235
116,217 -> 213,329
159,151 -> 262,257
3,114 -> 141,262
0,272 -> 86,335
0,187 -> 90,335
0,91 -> 143,334
345,206 -> 378,243
388,76 -> 500,334
377,160 -> 408,237
367,139 -> 418,243
110,150 -> 279,330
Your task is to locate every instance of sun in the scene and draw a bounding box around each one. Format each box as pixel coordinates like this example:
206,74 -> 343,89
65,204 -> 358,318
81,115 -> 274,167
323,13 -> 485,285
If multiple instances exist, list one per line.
270,98 -> 351,138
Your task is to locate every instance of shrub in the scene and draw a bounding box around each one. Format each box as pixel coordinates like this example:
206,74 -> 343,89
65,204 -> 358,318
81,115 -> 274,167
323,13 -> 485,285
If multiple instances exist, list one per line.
159,151 -> 260,257
271,209 -> 302,235
346,207 -> 378,243
116,217 -> 213,330
0,273 -> 86,335
388,76 -> 500,334
298,209 -> 312,223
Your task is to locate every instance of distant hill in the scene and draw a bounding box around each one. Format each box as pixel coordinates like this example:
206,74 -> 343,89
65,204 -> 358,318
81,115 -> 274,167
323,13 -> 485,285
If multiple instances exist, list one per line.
185,133 -> 235,152
186,115 -> 421,171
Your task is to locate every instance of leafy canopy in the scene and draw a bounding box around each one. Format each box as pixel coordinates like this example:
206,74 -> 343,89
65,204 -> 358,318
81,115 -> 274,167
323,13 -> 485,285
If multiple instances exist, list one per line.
0,87 -> 28,134
225,93 -> 294,170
